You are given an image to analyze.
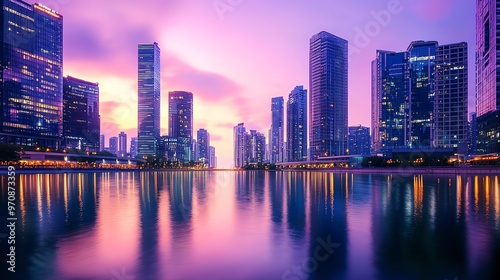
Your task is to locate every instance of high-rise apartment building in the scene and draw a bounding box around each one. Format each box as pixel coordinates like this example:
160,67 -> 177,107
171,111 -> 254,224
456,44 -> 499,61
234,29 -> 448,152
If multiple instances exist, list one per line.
476,0 -> 500,153
197,129 -> 210,164
270,97 -> 284,163
100,135 -> 105,152
109,137 -> 118,156
372,41 -> 468,152
130,137 -> 138,158
234,123 -> 246,168
209,146 -> 216,168
168,91 -> 193,162
0,0 -> 63,148
309,31 -> 348,159
137,43 -> 160,157
62,76 -> 100,151
118,132 -> 127,157
286,86 -> 308,162
348,126 -> 371,155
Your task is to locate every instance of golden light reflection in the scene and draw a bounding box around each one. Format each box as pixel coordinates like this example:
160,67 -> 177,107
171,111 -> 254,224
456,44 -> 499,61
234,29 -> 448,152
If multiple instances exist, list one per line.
64,173 -> 68,222
414,175 -> 424,219
494,176 -> 499,228
456,176 -> 462,220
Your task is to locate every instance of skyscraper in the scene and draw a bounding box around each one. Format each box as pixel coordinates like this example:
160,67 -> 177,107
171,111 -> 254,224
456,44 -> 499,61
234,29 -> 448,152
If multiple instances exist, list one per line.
118,132 -> 127,157
130,137 -> 138,158
234,123 -> 246,168
287,86 -> 308,162
169,91 -> 193,162
109,137 -> 118,156
476,0 -> 500,153
270,97 -> 284,163
209,146 -> 216,168
197,129 -> 210,164
348,126 -> 371,155
137,42 -> 160,157
0,1 -> 63,148
434,43 -> 468,148
309,31 -> 348,159
249,130 -> 266,164
63,76 -> 100,151
372,41 -> 468,152
100,135 -> 105,152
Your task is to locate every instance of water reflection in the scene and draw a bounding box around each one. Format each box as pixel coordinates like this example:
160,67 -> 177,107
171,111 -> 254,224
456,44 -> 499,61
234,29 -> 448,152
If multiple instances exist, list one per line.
0,172 -> 499,279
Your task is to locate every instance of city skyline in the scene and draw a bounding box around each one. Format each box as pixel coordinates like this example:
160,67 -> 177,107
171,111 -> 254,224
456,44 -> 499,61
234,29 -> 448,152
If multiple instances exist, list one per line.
4,0 -> 476,167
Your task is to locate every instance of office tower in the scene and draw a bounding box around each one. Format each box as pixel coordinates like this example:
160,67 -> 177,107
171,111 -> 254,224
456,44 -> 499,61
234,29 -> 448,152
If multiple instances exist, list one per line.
109,137 -> 118,156
348,126 -> 371,155
169,91 -> 193,161
234,123 -> 246,168
209,146 -> 216,168
137,42 -> 160,157
286,86 -> 308,162
192,139 -> 198,161
0,1 -> 63,148
372,51 -> 409,152
309,31 -> 348,159
62,76 -> 100,151
476,0 -> 500,153
130,137 -> 138,158
118,132 -> 127,157
270,97 -> 284,163
434,43 -> 468,148
248,130 -> 266,164
100,135 -> 105,152
468,113 -> 477,154
372,41 -> 468,152
197,129 -> 210,164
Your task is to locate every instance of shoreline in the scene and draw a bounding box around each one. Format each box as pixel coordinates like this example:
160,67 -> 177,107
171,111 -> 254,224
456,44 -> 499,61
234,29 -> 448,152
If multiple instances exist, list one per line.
1,166 -> 499,175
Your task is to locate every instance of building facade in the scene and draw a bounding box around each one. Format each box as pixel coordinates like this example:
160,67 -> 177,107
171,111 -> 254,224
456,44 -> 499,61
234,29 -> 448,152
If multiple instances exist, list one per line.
309,31 -> 348,159
62,76 -> 100,151
118,132 -> 127,157
197,129 -> 210,164
270,97 -> 284,163
0,1 -> 63,148
100,135 -> 105,152
249,130 -> 266,164
372,41 -> 468,153
234,123 -> 246,168
168,91 -> 193,162
130,137 -> 138,158
286,86 -> 308,162
209,146 -> 216,168
348,126 -> 371,155
137,42 -> 160,157
109,137 -> 118,156
476,0 -> 500,153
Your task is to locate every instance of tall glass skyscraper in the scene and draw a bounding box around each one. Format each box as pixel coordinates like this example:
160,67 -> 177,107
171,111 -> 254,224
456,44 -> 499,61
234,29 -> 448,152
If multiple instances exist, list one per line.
0,0 -> 63,148
372,41 -> 468,152
309,31 -> 348,159
234,123 -> 246,168
371,50 -> 409,152
169,91 -> 193,162
197,129 -> 210,164
476,0 -> 500,153
137,42 -> 160,157
63,76 -> 100,151
286,86 -> 307,162
270,96 -> 284,163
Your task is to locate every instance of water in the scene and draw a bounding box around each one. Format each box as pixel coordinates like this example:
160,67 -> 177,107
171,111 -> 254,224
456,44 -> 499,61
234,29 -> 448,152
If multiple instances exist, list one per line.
1,171 -> 499,280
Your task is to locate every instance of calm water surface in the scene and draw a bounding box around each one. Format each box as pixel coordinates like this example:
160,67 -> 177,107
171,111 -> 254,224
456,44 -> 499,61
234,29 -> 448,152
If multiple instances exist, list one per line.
1,171 -> 499,280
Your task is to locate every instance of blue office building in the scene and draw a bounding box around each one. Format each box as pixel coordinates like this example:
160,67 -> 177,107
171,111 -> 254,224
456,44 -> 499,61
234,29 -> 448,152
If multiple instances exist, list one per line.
286,86 -> 308,162
270,97 -> 284,163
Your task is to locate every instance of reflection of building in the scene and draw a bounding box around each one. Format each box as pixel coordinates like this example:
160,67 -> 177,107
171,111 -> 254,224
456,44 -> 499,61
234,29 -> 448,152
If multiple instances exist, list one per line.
271,97 -> 284,163
0,1 -> 63,148
476,1 -> 500,153
372,41 -> 468,152
138,43 -> 161,157
63,76 -> 100,151
348,126 -> 371,155
118,132 -> 127,157
310,31 -> 348,159
287,86 -> 308,162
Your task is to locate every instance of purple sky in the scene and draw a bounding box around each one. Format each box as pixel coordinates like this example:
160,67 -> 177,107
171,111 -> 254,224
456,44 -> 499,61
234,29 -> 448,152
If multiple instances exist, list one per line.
53,0 -> 475,167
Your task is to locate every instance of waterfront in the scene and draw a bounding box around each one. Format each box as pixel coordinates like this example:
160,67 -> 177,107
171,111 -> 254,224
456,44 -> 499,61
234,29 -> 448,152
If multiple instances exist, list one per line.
1,171 -> 499,280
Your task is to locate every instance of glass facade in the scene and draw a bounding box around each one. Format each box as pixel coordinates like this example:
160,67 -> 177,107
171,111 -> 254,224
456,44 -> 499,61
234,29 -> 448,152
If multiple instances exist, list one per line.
168,91 -> 193,162
248,129 -> 266,164
0,0 -> 63,148
476,0 -> 500,153
137,42 -> 160,157
286,86 -> 307,162
434,43 -> 468,148
158,136 -> 191,163
309,31 -> 348,159
233,123 -> 246,168
372,50 -> 409,152
197,129 -> 210,164
62,76 -> 100,151
270,96 -> 284,163
348,125 -> 371,155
